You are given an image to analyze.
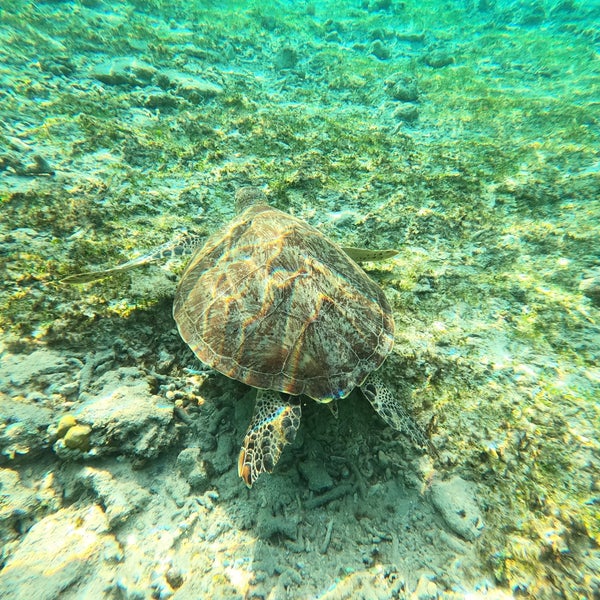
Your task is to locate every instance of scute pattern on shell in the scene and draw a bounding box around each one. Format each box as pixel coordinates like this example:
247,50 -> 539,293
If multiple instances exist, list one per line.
173,204 -> 394,401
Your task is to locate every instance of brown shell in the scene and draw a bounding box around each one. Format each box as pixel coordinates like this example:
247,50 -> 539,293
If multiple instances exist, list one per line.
173,204 -> 394,401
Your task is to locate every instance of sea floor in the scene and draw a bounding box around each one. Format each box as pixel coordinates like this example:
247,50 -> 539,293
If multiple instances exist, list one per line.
1,1 -> 599,598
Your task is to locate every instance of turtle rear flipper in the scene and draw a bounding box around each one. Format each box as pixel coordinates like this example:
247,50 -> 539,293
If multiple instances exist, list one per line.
62,232 -> 204,284
361,373 -> 436,455
238,390 -> 301,488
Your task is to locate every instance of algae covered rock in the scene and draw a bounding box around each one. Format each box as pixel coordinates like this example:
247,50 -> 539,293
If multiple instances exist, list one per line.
298,459 -> 334,492
0,505 -> 121,600
0,397 -> 54,462
91,57 -> 157,86
176,447 -> 210,491
387,75 -> 419,101
157,69 -> 224,101
0,468 -> 59,551
429,476 -> 484,541
393,103 -> 419,122
52,367 -> 179,463
73,466 -> 151,527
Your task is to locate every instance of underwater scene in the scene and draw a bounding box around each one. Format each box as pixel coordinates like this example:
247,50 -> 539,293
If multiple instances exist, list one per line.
1,0 -> 599,598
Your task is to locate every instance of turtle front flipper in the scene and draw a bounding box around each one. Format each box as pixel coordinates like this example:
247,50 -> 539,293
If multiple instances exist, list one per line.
238,391 -> 302,487
62,232 -> 204,284
360,374 -> 436,455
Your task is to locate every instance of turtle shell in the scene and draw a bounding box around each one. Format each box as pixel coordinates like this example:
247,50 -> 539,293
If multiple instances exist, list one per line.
173,203 -> 394,401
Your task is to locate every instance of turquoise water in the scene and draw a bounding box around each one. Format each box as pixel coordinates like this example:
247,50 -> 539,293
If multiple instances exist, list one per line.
1,1 -> 599,598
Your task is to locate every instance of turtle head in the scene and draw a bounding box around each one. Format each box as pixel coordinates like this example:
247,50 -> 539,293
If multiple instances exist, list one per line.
235,186 -> 268,213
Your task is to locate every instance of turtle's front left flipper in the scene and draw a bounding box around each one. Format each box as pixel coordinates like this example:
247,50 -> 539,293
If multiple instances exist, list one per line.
238,391 -> 301,487
62,232 -> 204,284
61,262 -> 154,283
361,373 -> 437,456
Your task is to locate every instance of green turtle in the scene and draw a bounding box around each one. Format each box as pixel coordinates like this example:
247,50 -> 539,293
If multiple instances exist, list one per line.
65,187 -> 432,486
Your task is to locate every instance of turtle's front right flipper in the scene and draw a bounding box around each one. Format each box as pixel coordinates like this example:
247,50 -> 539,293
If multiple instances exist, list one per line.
62,232 -> 204,284
361,373 -> 437,456
238,391 -> 301,488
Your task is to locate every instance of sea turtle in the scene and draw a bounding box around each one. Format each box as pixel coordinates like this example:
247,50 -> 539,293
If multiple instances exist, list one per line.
65,187 -> 432,486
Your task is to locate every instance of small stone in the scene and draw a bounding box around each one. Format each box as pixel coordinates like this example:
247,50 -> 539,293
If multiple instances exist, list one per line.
176,448 -> 209,490
56,415 -> 77,438
371,40 -> 391,60
413,574 -> 438,599
176,447 -> 201,476
91,57 -> 157,86
63,425 -> 92,451
377,450 -> 391,467
389,77 -> 419,102
187,467 -> 209,491
274,46 -> 299,70
58,382 -> 79,397
424,51 -> 455,68
166,567 -> 184,590
429,476 -> 484,541
298,459 -> 334,492
393,103 -> 419,122
25,155 -> 55,176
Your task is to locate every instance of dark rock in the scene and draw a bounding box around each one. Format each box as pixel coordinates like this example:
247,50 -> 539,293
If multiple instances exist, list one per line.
91,57 -> 157,86
298,459 -> 334,492
393,103 -> 419,122
156,70 -> 223,102
389,77 -> 419,102
177,447 -> 210,491
274,47 -> 299,70
424,51 -> 455,68
144,92 -> 180,109
371,40 -> 391,60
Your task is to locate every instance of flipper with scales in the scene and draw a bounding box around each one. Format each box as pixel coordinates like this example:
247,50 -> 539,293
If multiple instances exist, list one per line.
360,373 -> 437,456
238,390 -> 302,488
61,232 -> 204,284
